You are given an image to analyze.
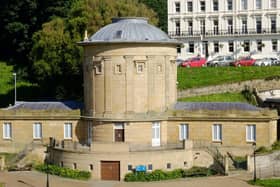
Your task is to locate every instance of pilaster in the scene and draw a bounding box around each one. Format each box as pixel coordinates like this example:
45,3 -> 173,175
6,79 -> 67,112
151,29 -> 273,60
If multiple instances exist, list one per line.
103,56 -> 112,116
124,56 -> 135,114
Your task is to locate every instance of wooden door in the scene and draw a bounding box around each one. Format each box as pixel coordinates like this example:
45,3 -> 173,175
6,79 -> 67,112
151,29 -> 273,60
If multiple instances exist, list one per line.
101,161 -> 120,180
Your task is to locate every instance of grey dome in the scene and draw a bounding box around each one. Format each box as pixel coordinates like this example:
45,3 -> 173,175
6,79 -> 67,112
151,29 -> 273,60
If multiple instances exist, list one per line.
83,17 -> 179,44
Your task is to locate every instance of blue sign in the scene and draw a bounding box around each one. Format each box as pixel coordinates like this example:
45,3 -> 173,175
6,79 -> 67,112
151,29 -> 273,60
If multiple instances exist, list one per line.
135,165 -> 146,172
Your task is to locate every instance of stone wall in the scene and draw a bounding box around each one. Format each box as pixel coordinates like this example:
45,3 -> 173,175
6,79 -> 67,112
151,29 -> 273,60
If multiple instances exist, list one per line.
248,151 -> 280,178
178,78 -> 280,98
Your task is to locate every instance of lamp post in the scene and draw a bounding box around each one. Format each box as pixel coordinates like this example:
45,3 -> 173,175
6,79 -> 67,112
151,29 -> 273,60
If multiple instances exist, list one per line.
12,73 -> 16,105
252,142 -> 257,182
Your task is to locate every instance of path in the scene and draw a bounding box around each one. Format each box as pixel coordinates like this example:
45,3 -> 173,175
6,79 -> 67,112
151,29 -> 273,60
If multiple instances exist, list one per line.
0,171 -> 256,187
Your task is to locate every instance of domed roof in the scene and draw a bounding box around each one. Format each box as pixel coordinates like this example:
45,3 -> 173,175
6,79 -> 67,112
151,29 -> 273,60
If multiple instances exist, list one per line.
81,17 -> 179,44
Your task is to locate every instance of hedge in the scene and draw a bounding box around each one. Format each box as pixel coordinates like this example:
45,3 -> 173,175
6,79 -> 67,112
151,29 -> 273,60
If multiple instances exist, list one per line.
124,167 -> 217,182
35,164 -> 91,180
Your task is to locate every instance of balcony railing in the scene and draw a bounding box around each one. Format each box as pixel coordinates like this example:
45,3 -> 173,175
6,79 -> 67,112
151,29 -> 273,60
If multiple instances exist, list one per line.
169,28 -> 280,38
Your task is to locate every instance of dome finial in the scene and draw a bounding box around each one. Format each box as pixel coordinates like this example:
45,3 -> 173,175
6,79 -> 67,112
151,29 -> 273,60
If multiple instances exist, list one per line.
84,30 -> 89,41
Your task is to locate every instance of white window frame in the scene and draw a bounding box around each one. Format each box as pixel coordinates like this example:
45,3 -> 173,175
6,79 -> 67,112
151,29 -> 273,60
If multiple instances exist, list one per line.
179,124 -> 189,141
64,123 -> 73,139
227,0 -> 233,10
212,124 -> 222,142
33,123 -> 42,139
152,122 -> 161,147
3,123 -> 12,139
241,0 -> 248,10
270,0 -> 277,8
256,0 -> 262,9
246,125 -> 256,142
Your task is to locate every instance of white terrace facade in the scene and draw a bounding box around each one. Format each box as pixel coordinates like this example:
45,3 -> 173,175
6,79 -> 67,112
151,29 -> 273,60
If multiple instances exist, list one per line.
168,0 -> 280,60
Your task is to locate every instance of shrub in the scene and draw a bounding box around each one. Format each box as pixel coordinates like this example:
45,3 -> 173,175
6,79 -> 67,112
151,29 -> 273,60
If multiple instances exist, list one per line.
35,164 -> 91,180
255,146 -> 271,154
183,166 -> 217,177
124,169 -> 184,182
272,141 -> 280,151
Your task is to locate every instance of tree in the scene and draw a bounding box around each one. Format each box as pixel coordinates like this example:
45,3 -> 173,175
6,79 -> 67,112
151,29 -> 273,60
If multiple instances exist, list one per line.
30,0 -> 158,99
139,0 -> 167,32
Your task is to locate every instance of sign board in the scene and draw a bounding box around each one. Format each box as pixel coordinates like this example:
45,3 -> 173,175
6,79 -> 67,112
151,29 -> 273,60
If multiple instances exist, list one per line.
135,165 -> 146,172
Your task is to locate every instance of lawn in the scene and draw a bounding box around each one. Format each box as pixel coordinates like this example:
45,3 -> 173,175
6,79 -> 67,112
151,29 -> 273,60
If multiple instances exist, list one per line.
178,92 -> 249,103
177,66 -> 280,90
0,183 -> 5,187
248,179 -> 280,187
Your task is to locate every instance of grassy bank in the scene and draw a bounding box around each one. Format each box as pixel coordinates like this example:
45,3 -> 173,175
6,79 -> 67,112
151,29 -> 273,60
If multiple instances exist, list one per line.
177,66 -> 280,89
178,92 -> 248,103
249,178 -> 280,187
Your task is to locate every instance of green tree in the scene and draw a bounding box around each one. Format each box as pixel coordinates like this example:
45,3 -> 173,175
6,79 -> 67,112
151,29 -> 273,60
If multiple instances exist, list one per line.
139,0 -> 167,32
30,0 -> 158,99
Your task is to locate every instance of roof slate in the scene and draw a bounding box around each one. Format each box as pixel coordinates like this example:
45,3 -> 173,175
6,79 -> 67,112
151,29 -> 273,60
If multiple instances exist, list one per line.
5,101 -> 83,110
174,102 -> 260,111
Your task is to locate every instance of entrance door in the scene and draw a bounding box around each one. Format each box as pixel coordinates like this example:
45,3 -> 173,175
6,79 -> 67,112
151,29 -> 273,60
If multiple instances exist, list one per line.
152,122 -> 160,147
101,161 -> 120,180
203,41 -> 209,58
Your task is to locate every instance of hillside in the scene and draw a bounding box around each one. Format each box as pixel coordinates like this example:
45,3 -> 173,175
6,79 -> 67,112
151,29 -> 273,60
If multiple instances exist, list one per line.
0,62 -> 38,107
178,66 -> 280,90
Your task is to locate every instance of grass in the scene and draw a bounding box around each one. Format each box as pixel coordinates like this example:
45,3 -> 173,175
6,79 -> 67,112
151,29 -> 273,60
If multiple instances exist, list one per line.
248,179 -> 280,187
178,92 -> 249,103
0,183 -> 5,187
177,66 -> 280,89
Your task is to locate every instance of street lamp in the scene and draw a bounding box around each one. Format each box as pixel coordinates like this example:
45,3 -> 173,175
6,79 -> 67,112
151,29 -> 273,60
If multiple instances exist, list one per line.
252,142 -> 257,182
12,73 -> 16,105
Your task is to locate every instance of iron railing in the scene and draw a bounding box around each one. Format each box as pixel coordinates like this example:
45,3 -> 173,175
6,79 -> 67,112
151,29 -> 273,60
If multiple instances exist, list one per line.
169,28 -> 280,37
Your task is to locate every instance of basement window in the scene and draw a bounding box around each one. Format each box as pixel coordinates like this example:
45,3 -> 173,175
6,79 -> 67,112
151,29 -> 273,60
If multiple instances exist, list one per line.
167,163 -> 171,169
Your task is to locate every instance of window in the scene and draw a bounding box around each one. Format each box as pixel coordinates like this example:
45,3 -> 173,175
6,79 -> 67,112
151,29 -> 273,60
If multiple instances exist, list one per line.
33,123 -> 42,139
177,46 -> 181,54
213,20 -> 219,35
179,124 -> 189,140
187,1 -> 193,12
200,19 -> 206,35
271,16 -> 276,33
246,125 -> 256,142
175,20 -> 180,36
241,0 -> 248,10
212,124 -> 222,141
227,0 -> 233,10
242,18 -> 248,33
60,161 -> 64,167
175,2 -> 180,13
3,123 -> 12,139
89,164 -> 93,171
115,64 -> 122,74
157,64 -> 162,73
152,122 -> 161,147
148,164 -> 153,171
256,17 -> 262,33
214,42 -> 219,53
229,41 -> 234,52
64,123 -> 72,139
243,40 -> 250,52
114,30 -> 122,39
114,123 -> 124,142
73,163 -> 77,169
189,42 -> 194,53
167,163 -> 171,169
270,0 -> 277,8
228,19 -> 233,34
188,20 -> 193,35
213,0 -> 219,11
257,40 -> 262,52
128,165 -> 133,171
256,0 -> 262,9
272,40 -> 278,52
136,62 -> 145,73
200,1 -> 205,12
94,62 -> 103,75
